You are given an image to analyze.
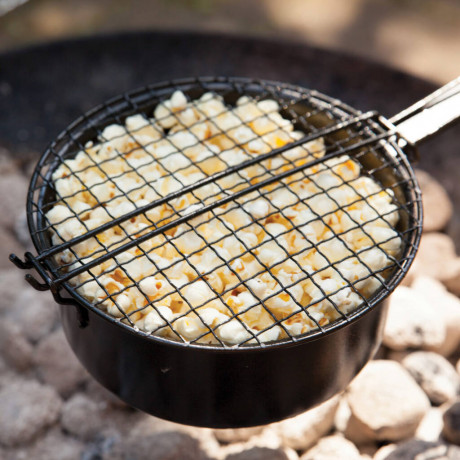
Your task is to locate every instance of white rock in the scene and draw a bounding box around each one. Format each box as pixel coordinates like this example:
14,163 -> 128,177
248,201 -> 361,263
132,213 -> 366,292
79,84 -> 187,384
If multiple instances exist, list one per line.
0,173 -> 28,231
273,396 -> 339,450
406,233 -> 458,285
415,169 -> 453,233
383,286 -> 445,351
24,427 -> 84,460
10,287 -> 58,343
214,426 -> 264,443
411,276 -> 460,356
34,329 -> 88,397
402,351 -> 460,404
373,444 -> 396,460
0,229 -> 25,269
300,435 -> 361,460
334,397 -> 352,432
0,320 -> 33,371
415,407 -> 443,442
0,268 -> 29,315
0,379 -> 62,447
345,360 -> 430,442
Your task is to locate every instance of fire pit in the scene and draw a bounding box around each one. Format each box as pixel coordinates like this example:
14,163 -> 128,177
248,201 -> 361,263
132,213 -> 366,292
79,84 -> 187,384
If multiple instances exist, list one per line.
0,31 -> 459,459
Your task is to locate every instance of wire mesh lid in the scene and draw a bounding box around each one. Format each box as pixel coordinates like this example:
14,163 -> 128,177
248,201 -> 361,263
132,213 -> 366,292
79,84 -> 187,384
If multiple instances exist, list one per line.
21,77 -> 422,348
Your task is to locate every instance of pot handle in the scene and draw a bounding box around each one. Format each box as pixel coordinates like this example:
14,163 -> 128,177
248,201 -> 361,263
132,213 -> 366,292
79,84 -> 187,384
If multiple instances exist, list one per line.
389,76 -> 460,146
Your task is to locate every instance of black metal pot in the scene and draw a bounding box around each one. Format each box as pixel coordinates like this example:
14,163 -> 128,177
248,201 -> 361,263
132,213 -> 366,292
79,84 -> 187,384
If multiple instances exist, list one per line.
60,288 -> 387,428
13,75 -> 460,428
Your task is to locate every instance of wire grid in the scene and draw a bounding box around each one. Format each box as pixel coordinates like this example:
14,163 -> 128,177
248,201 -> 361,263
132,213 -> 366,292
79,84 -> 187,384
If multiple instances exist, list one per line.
27,77 -> 422,348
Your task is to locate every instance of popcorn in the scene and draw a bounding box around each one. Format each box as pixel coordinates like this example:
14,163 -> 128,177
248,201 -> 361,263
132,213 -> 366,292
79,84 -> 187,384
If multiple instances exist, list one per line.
47,90 -> 402,346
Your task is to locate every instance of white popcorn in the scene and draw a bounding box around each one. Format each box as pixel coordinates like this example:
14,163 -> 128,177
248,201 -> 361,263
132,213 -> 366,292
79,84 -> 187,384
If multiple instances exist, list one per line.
218,319 -> 253,345
48,91 -> 402,345
143,306 -> 173,333
181,280 -> 215,307
139,277 -> 164,297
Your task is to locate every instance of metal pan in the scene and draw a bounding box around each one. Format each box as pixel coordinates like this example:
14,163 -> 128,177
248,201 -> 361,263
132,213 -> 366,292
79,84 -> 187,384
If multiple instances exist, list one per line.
11,76 -> 460,428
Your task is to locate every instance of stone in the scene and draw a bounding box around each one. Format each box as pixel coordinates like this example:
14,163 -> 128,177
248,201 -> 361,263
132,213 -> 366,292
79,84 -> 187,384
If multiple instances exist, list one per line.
415,169 -> 453,233
442,400 -> 460,445
226,447 -> 289,460
411,276 -> 460,356
406,233 -> 457,283
122,430 -> 211,460
0,173 -> 29,231
0,147 -> 21,175
373,444 -> 396,460
0,320 -> 33,371
402,351 -> 460,404
0,268 -> 29,315
34,329 -> 88,397
300,435 -> 361,460
61,393 -> 106,440
0,379 -> 62,447
85,378 -> 129,409
415,407 -> 443,442
214,427 -> 264,443
383,439 -> 460,460
345,360 -> 430,442
130,415 -> 220,459
0,230 -> 25,269
273,396 -> 339,450
23,427 -> 84,460
14,210 -> 32,248
383,286 -> 445,351
334,397 -> 352,432
61,393 -> 140,441
10,288 -> 58,343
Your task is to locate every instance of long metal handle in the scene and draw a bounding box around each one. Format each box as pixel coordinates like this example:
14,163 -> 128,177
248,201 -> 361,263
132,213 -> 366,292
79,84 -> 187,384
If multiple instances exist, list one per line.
390,76 -> 460,145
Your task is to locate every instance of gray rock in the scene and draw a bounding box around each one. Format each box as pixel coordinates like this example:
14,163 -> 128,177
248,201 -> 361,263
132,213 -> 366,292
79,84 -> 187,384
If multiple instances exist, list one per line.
383,286 -> 445,351
402,352 -> 460,404
273,396 -> 339,450
0,269 -> 29,315
0,379 -> 62,447
300,435 -> 361,460
61,393 -> 109,441
214,427 -> 264,444
0,147 -> 21,175
85,378 -> 129,409
345,360 -> 430,442
415,407 -> 443,442
416,169 -> 453,233
0,230 -> 25,269
123,430 -> 211,460
10,288 -> 58,343
383,439 -> 460,460
14,211 -> 32,249
61,393 -> 140,441
0,320 -> 33,371
130,415 -> 220,459
226,447 -> 289,460
0,173 -> 29,231
34,329 -> 88,397
411,276 -> 460,356
24,427 -> 84,460
442,400 -> 460,445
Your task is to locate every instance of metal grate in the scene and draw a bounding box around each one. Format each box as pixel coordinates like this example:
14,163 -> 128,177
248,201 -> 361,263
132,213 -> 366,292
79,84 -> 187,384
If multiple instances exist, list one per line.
19,77 -> 422,348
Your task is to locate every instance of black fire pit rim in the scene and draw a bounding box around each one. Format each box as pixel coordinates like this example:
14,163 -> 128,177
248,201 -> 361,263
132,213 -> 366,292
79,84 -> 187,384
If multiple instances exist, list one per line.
0,28 -> 439,89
